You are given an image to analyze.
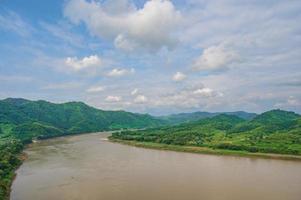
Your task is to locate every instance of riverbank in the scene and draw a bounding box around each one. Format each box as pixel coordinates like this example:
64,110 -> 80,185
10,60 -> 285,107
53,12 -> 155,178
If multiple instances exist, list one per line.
108,137 -> 301,161
3,131 -> 116,200
0,138 -> 24,200
6,152 -> 27,200
12,132 -> 301,200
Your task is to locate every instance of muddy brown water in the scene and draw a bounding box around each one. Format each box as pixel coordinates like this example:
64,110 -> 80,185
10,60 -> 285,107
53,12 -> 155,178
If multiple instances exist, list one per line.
11,132 -> 301,200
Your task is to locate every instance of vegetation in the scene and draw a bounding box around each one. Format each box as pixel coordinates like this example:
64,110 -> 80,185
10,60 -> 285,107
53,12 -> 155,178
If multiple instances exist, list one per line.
0,98 -> 165,200
157,111 -> 257,125
110,139 -> 301,161
0,98 -> 164,133
111,110 -> 301,156
0,138 -> 23,200
0,97 -> 300,199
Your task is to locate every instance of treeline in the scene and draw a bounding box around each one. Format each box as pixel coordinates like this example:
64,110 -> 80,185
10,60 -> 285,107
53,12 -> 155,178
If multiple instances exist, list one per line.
111,110 -> 301,155
0,97 -> 166,200
0,138 -> 23,200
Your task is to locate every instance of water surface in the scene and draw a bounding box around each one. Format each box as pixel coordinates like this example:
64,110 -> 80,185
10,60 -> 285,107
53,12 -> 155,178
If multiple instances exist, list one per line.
11,132 -> 301,200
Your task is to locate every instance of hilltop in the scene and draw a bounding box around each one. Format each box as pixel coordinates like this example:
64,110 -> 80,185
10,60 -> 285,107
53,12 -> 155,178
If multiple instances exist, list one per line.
157,111 -> 257,124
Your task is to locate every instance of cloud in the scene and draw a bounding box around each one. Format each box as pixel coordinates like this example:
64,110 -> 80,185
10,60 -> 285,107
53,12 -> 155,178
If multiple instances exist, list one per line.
42,82 -> 82,90
105,95 -> 122,102
192,44 -> 239,71
148,85 -> 224,110
107,68 -> 135,77
193,87 -> 223,98
130,88 -> 148,104
64,0 -> 182,52
134,95 -> 148,104
172,72 -> 186,82
114,34 -> 137,52
65,55 -> 102,71
274,96 -> 301,108
0,10 -> 33,37
86,86 -> 105,93
2,0 -> 301,115
193,88 -> 214,97
131,88 -> 138,95
40,21 -> 84,48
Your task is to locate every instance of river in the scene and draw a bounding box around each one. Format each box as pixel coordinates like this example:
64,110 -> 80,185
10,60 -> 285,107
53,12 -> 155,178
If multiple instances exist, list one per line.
11,132 -> 301,200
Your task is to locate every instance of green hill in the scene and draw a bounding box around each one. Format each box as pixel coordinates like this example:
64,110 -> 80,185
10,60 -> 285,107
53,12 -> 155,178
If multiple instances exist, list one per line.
0,98 -> 164,134
1,98 -> 300,200
111,110 -> 301,155
0,98 -> 165,199
158,111 -> 256,124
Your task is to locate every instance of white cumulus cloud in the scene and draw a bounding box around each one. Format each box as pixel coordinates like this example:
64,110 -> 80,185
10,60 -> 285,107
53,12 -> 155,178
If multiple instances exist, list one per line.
192,44 -> 239,71
105,95 -> 122,102
107,68 -> 135,77
65,55 -> 101,71
64,0 -> 182,52
86,86 -> 105,93
172,72 -> 186,82
134,95 -> 148,104
193,88 -> 214,97
193,87 -> 224,98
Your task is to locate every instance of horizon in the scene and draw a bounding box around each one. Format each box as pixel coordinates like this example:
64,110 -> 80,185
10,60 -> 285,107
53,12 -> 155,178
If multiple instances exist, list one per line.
3,97 -> 301,116
1,0 -> 301,115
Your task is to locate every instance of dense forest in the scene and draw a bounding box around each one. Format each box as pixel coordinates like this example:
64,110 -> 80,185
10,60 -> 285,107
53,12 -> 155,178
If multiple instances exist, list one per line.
0,98 -> 164,200
157,111 -> 257,124
111,110 -> 301,155
1,98 -> 300,200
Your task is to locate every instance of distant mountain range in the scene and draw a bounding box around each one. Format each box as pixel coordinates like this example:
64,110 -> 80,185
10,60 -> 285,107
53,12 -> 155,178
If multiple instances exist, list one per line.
112,109 -> 301,155
157,111 -> 257,124
0,98 -> 300,199
0,98 -> 259,143
0,97 -> 165,199
0,98 -> 164,142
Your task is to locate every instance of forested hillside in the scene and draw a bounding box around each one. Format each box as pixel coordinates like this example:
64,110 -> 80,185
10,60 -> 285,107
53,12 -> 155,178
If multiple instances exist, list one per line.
158,111 -> 257,124
111,110 -> 301,155
0,98 -> 165,199
1,98 -> 300,199
0,98 -> 165,141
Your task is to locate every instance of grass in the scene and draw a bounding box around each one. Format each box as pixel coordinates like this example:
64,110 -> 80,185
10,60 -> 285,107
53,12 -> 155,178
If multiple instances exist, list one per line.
108,137 -> 301,161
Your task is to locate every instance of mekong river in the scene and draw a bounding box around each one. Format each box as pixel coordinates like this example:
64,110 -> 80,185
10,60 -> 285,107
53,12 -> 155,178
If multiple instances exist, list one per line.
11,132 -> 301,200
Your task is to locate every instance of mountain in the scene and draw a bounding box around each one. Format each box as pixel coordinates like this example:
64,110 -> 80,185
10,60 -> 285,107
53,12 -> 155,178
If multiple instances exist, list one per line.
112,110 -> 301,155
0,97 -> 167,199
1,98 -> 300,199
157,111 -> 257,124
0,98 -> 165,142
251,109 -> 300,125
229,109 -> 301,134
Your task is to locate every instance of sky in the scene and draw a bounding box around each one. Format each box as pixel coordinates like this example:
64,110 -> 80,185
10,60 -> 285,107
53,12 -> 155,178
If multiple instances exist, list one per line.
0,0 -> 301,115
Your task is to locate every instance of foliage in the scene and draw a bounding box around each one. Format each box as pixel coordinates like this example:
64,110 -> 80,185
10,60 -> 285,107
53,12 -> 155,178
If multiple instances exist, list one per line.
0,137 -> 23,200
157,111 -> 257,124
0,98 -> 166,200
0,98 -> 300,200
112,110 -> 301,155
12,122 -> 64,143
0,98 -> 164,132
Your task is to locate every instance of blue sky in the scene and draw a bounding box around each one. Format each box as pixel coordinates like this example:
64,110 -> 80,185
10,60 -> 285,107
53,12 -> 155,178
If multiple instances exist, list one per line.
0,0 -> 301,115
